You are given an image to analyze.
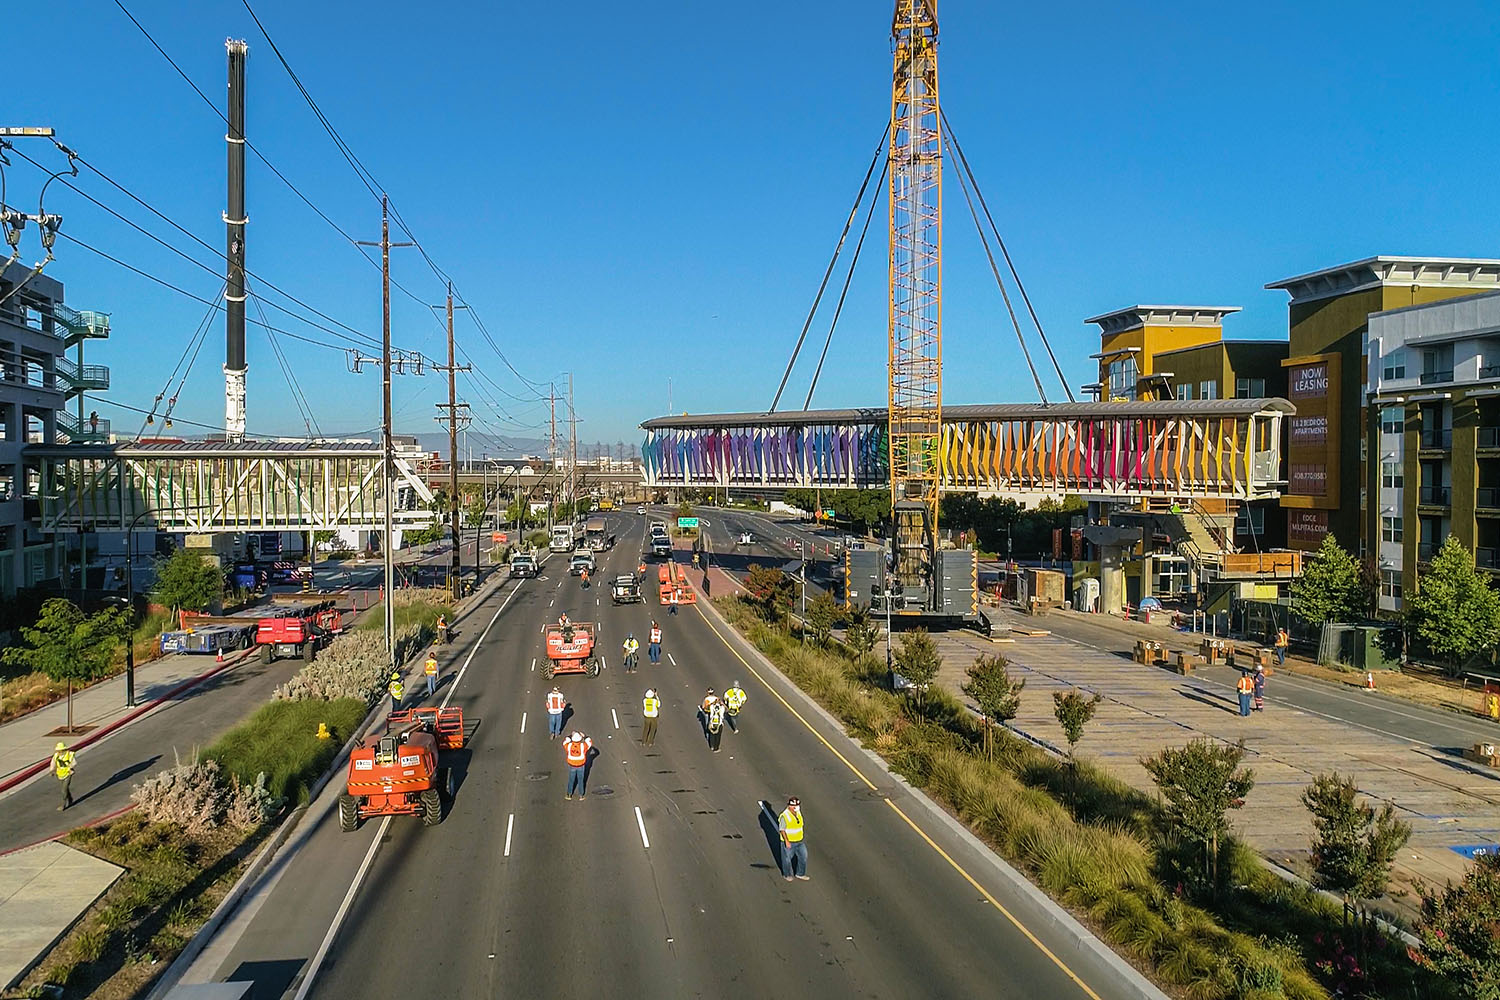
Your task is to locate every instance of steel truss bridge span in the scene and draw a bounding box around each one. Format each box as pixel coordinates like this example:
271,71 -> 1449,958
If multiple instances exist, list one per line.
641,398 -> 1292,501
29,440 -> 436,533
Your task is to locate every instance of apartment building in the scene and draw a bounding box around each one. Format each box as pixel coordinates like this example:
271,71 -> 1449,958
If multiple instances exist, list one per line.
0,263 -> 111,596
1366,289 -> 1500,612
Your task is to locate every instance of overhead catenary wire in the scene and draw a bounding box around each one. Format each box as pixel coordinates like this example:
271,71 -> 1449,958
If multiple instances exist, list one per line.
804,159 -> 889,410
941,112 -> 1074,402
251,290 -> 322,437
769,125 -> 890,413
946,132 -> 1049,405
140,286 -> 224,438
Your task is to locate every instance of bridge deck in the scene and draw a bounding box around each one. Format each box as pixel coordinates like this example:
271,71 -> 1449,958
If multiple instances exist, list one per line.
640,398 -> 1292,500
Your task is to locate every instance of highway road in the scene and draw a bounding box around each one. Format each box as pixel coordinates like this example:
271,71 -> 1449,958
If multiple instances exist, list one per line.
187,511 -> 1141,1000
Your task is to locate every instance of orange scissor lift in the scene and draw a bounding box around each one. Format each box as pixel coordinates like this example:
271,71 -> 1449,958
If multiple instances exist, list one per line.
542,619 -> 600,678
657,563 -> 697,606
339,706 -> 466,831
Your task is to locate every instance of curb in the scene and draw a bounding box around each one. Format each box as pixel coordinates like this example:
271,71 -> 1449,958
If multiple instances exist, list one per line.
0,648 -> 256,795
696,596 -> 1169,1000
148,573 -> 516,999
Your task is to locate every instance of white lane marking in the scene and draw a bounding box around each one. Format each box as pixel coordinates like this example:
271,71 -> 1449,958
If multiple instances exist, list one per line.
634,806 -> 651,849
440,579 -> 527,710
612,708 -> 620,729
520,712 -> 527,734
292,814 -> 391,1000
549,598 -> 555,608
531,657 -> 536,672
504,813 -> 515,857
668,653 -> 677,666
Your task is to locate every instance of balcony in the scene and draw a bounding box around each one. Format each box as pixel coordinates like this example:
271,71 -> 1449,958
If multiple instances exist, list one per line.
1478,487 -> 1500,510
1418,540 -> 1445,561
1479,547 -> 1500,570
1419,370 -> 1455,385
1419,485 -> 1452,507
53,357 -> 110,394
1420,428 -> 1452,449
51,305 -> 111,348
57,411 -> 111,444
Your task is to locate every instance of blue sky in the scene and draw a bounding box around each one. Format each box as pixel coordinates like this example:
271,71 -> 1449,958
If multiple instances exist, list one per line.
6,1 -> 1499,447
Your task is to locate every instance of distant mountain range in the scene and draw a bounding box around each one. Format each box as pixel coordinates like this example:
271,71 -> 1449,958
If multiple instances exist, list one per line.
407,433 -> 639,462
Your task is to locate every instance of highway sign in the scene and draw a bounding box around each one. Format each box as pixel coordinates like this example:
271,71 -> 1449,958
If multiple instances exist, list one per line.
677,517 -> 699,529
492,532 -> 508,544
823,509 -> 835,518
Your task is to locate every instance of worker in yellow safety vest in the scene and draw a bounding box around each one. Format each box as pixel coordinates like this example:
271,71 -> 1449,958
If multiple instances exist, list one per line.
1274,628 -> 1289,667
778,797 -> 808,880
641,689 -> 660,747
424,652 -> 439,697
51,742 -> 76,811
389,672 -> 404,712
623,634 -> 640,673
724,682 -> 747,733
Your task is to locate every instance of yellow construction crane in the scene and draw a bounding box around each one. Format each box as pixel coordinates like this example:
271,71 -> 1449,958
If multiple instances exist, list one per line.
887,0 -> 943,605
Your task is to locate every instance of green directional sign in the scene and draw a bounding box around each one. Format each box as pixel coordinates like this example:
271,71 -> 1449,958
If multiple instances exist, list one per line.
823,509 -> 836,518
678,517 -> 699,529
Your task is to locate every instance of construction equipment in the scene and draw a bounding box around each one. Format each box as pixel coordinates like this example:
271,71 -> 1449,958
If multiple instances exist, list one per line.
178,593 -> 343,662
657,563 -> 697,606
339,706 -> 466,831
610,574 -> 643,605
542,618 -> 600,678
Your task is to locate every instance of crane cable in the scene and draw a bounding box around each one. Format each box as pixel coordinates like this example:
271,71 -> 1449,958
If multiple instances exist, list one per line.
768,125 -> 890,413
947,127 -> 1049,405
804,159 -> 889,410
942,111 -> 1074,402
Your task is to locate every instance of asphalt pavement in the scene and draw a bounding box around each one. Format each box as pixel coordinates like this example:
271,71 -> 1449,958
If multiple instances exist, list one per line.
185,511 -> 1141,1000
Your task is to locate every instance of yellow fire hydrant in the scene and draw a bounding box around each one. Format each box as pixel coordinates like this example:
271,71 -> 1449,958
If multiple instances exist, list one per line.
316,722 -> 332,740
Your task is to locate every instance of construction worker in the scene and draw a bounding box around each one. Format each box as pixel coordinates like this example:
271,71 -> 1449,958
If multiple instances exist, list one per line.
563,731 -> 593,799
51,742 -> 75,811
648,621 -> 662,664
1236,671 -> 1254,717
641,688 -> 660,746
424,651 -> 439,697
388,671 -> 404,712
546,686 -> 567,738
778,797 -> 808,881
699,687 -> 719,742
1274,627 -> 1289,668
581,566 -> 591,589
436,614 -> 449,645
1253,665 -> 1266,712
706,698 -> 726,752
669,587 -> 680,615
623,633 -> 640,673
637,561 -> 647,582
724,681 -> 747,733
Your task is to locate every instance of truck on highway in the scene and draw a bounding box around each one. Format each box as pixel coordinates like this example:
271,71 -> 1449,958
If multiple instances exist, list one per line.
177,594 -> 344,662
549,524 -> 576,552
584,517 -> 613,552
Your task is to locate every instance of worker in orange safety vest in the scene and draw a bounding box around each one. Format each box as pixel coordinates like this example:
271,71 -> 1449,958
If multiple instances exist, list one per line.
1236,672 -> 1254,717
563,731 -> 593,799
648,621 -> 663,664
546,686 -> 566,739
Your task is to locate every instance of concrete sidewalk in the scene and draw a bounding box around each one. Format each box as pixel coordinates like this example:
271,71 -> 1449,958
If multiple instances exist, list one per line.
0,841 -> 123,989
933,607 -> 1500,907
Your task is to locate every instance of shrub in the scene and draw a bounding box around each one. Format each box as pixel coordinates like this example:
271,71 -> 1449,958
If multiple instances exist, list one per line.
1142,739 -> 1255,894
208,697 -> 367,805
276,623 -> 432,702
1413,852 -> 1500,998
131,755 -> 231,833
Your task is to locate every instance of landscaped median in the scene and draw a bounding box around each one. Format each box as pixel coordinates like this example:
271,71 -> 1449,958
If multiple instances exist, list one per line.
712,595 -> 1451,1000
5,588 -> 453,1000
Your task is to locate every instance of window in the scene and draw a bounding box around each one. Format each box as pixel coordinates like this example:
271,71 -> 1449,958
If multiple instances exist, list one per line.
1381,406 -> 1405,435
1175,383 -> 1192,401
1381,569 -> 1402,603
1235,377 -> 1266,398
1234,505 -> 1265,536
1381,461 -> 1404,489
1199,381 -> 1219,400
1382,515 -> 1403,543
1107,357 -> 1138,399
1382,352 -> 1406,380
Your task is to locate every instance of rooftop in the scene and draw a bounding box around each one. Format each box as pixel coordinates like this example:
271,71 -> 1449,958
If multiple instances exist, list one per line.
1266,256 -> 1500,305
1084,305 -> 1242,337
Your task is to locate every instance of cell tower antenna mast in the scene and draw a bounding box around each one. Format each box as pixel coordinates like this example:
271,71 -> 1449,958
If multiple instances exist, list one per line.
887,0 -> 943,604
224,39 -> 249,442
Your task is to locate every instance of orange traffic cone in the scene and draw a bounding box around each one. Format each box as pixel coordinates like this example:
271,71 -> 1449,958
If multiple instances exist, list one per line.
1365,671 -> 1376,691
216,647 -> 224,663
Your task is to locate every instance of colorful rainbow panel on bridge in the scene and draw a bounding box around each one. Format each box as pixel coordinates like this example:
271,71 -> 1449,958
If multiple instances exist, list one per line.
640,399 -> 1292,501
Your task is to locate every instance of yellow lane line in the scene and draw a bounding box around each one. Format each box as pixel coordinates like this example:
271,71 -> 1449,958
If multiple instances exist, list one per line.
694,604 -> 1103,1000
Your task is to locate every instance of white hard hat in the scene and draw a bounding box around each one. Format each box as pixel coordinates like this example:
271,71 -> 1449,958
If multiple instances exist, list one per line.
570,732 -> 582,741
646,689 -> 655,697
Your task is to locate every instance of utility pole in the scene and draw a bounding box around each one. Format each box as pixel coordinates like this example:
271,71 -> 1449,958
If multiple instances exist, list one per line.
353,195 -> 415,678
547,383 -> 557,531
568,373 -> 577,517
224,40 -> 249,442
431,283 -> 469,600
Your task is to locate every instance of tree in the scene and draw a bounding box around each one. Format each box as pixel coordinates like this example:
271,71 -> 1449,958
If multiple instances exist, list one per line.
844,604 -> 879,661
894,629 -> 942,707
963,653 -> 1024,760
1413,852 -> 1500,999
1291,535 -> 1366,625
1052,689 -> 1102,798
1141,738 -> 1255,892
805,591 -> 839,647
2,599 -> 127,731
745,564 -> 795,628
1406,536 -> 1500,673
153,548 -> 224,617
1302,771 -> 1411,946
